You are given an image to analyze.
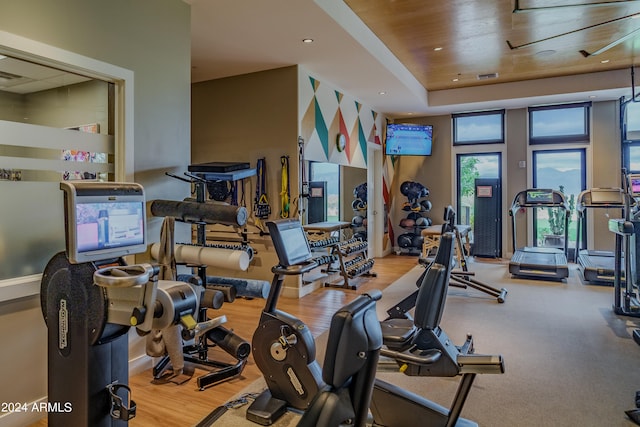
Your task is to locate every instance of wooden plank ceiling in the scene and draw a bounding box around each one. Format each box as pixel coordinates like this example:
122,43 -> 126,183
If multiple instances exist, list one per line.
344,0 -> 640,91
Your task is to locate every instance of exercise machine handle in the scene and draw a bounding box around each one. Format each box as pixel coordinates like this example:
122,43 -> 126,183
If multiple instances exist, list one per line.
379,347 -> 442,366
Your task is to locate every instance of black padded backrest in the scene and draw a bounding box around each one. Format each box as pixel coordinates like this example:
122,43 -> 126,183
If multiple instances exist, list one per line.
322,291 -> 383,387
413,232 -> 455,330
441,205 -> 456,234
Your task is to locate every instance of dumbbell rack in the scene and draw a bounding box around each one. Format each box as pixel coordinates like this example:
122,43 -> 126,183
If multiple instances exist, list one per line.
304,233 -> 340,285
326,237 -> 376,290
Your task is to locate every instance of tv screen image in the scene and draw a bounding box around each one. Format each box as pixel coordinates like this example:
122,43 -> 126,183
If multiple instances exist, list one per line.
61,181 -> 147,263
385,123 -> 433,156
76,202 -> 145,253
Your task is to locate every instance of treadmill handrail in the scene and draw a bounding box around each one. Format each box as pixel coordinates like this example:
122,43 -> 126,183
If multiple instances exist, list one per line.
575,188 -> 631,257
509,188 -> 569,255
576,188 -> 628,214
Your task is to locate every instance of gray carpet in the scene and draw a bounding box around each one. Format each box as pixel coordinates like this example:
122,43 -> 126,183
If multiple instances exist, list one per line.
203,259 -> 640,426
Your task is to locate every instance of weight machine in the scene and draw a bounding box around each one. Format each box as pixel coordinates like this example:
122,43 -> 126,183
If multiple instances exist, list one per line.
41,182 -> 229,426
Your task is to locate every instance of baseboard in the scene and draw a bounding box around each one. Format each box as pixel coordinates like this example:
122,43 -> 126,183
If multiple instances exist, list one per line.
0,396 -> 47,427
129,353 -> 154,376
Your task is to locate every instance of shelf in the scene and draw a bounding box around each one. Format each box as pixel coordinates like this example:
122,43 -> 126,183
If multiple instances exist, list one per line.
190,168 -> 257,182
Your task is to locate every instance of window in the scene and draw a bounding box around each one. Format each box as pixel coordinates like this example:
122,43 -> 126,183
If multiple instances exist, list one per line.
532,149 -> 585,249
529,103 -> 591,144
0,34 -> 133,301
621,98 -> 640,172
453,110 -> 504,145
0,56 -> 114,281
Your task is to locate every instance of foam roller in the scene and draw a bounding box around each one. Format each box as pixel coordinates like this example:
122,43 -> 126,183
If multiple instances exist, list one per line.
150,199 -> 247,226
207,326 -> 251,360
204,276 -> 270,299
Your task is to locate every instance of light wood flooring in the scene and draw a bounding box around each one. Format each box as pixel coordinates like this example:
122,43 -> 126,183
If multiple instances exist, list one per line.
31,254 -> 418,427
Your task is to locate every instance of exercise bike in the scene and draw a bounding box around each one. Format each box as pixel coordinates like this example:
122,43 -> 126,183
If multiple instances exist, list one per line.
387,206 -> 506,324
246,219 -> 324,425
372,232 -> 505,427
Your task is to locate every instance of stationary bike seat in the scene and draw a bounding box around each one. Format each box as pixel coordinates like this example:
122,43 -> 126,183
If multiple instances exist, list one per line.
380,318 -> 416,351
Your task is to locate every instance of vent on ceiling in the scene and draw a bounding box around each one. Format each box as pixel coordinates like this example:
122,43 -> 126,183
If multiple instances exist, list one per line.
477,72 -> 499,81
0,70 -> 22,80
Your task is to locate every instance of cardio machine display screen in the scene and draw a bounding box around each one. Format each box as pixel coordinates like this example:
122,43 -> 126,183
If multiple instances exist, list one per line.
525,190 -> 553,204
630,175 -> 640,196
266,219 -> 312,267
61,181 -> 147,264
75,201 -> 144,253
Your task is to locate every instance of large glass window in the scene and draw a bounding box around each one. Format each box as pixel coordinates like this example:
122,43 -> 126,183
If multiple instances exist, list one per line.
529,103 -> 591,144
453,110 -> 505,145
532,149 -> 585,249
622,98 -> 640,172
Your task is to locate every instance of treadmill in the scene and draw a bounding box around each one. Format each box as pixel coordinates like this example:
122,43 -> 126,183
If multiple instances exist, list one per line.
575,188 -> 628,285
509,189 -> 569,280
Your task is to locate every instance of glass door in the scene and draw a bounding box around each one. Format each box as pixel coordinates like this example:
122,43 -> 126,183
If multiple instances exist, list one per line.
456,153 -> 501,227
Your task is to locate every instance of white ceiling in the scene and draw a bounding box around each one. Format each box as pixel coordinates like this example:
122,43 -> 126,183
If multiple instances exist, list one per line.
0,56 -> 89,94
188,0 -> 636,118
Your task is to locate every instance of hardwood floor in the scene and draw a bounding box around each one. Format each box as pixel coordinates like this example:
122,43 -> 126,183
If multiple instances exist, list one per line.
30,254 -> 418,427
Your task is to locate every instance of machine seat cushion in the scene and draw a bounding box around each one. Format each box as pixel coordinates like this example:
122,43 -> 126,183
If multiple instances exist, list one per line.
380,318 -> 416,351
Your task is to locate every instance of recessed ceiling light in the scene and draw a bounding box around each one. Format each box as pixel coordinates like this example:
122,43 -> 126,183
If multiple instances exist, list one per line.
434,47 -> 443,51
452,78 -> 459,82
535,49 -> 556,58
601,59 -> 610,64
589,95 -> 597,99
379,91 -> 386,95
302,38 -> 314,43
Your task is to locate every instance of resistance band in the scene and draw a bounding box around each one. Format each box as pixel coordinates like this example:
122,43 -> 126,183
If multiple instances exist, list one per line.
254,158 -> 271,219
280,156 -> 290,218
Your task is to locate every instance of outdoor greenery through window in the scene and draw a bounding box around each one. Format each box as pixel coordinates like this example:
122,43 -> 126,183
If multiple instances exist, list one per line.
532,149 -> 585,250
453,110 -> 504,145
457,153 -> 500,228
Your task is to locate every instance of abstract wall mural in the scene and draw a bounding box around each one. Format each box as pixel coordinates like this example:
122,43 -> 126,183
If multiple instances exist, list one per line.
298,67 -> 395,252
298,69 -> 381,168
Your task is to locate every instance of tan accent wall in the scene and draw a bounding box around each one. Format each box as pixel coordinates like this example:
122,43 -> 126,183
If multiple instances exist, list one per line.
591,100 -> 622,252
390,115 -> 452,249
191,66 -> 304,295
505,108 -> 528,255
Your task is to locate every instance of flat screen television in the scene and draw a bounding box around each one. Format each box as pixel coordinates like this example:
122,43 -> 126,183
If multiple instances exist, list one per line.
385,123 -> 433,156
61,181 -> 147,263
266,219 -> 312,267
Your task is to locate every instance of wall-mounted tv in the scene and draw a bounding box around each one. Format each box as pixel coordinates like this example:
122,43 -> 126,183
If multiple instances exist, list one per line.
385,123 -> 433,156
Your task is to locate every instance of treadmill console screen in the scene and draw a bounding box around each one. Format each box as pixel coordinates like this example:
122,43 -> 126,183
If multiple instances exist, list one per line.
526,190 -> 553,204
629,174 -> 640,197
590,189 -> 623,205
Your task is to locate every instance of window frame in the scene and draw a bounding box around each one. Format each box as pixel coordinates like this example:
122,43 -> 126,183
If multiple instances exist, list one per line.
0,30 -> 134,302
528,102 -> 591,145
452,109 -> 505,146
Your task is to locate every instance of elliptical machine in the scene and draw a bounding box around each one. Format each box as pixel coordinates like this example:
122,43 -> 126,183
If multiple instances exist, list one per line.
246,218 -> 324,425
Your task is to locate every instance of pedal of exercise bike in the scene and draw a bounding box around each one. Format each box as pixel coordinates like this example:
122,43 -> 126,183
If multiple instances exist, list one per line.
246,389 -> 288,426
